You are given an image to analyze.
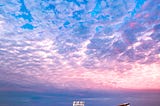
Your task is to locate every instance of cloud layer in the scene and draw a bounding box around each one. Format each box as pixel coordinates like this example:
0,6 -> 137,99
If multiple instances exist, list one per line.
0,0 -> 160,91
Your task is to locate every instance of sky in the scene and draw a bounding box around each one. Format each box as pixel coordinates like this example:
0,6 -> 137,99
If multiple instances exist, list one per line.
0,0 -> 160,106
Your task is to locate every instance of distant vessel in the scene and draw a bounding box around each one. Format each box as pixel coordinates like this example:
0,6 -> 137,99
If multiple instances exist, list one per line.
72,101 -> 130,106
118,103 -> 130,106
73,101 -> 85,106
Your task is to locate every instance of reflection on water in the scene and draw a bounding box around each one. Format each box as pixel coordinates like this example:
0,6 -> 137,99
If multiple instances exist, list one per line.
0,91 -> 160,106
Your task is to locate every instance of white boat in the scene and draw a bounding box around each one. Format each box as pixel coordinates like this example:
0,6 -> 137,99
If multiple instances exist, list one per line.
118,103 -> 130,106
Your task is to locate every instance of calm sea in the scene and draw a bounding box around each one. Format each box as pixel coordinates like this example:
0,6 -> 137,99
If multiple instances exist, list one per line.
0,91 -> 160,106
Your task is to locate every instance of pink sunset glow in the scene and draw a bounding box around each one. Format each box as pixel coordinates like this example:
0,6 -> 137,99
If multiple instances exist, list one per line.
0,0 -> 160,93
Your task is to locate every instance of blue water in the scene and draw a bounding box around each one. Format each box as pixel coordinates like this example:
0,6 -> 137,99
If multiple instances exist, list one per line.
0,91 -> 160,106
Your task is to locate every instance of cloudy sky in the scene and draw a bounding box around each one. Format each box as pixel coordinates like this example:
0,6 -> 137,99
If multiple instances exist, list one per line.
0,0 -> 160,106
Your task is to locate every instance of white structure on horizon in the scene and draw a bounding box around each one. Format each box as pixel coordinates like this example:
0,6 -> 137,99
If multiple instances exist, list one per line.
73,101 -> 85,106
